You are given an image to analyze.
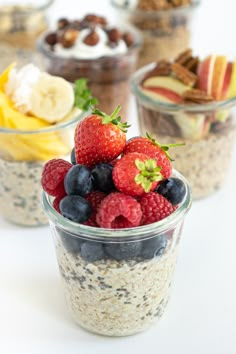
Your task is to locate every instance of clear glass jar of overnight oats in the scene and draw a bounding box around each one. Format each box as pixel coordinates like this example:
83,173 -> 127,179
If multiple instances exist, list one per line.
0,117 -> 87,226
131,62 -> 236,199
37,14 -> 142,118
0,0 -> 54,73
42,170 -> 192,337
0,62 -> 91,226
111,0 -> 200,68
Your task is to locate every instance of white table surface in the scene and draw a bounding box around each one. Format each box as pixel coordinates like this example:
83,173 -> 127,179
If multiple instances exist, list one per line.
1,1 -> 236,353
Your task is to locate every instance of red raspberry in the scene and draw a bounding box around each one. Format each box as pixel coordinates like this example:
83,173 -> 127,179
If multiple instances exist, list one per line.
41,159 -> 72,197
140,192 -> 176,225
83,191 -> 106,227
96,192 -> 142,229
52,196 -> 64,214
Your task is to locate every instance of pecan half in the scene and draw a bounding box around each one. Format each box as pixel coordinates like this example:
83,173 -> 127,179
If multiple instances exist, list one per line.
171,62 -> 197,86
183,89 -> 214,104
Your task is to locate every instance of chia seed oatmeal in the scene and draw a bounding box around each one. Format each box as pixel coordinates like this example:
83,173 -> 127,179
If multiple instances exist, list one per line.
53,226 -> 180,336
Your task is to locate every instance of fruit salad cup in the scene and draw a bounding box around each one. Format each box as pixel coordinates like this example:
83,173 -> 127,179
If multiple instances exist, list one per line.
37,14 -> 142,118
0,0 -> 54,73
131,50 -> 236,198
0,64 -> 92,226
111,0 -> 200,68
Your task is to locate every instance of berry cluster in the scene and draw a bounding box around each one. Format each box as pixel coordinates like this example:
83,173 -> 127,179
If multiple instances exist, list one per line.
41,106 -> 186,230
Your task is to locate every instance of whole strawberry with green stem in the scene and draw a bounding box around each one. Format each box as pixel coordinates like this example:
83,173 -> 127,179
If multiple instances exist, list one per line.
74,105 -> 129,168
112,152 -> 164,197
123,133 -> 184,179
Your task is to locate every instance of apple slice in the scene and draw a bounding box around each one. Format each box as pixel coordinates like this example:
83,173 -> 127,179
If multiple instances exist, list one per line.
210,56 -> 228,100
143,76 -> 189,96
141,87 -> 183,104
197,55 -> 216,94
173,113 -> 211,140
228,60 -> 236,98
221,62 -> 233,99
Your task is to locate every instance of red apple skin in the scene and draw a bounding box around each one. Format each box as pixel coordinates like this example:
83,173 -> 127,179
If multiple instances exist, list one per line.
221,62 -> 233,99
197,55 -> 215,94
143,86 -> 183,103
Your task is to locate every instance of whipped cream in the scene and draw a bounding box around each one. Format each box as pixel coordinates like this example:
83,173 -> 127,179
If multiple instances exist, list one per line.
5,64 -> 41,114
53,27 -> 128,60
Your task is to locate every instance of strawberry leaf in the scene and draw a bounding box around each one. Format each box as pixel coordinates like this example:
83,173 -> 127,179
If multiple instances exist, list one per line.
92,105 -> 131,133
135,158 -> 163,192
146,132 -> 185,161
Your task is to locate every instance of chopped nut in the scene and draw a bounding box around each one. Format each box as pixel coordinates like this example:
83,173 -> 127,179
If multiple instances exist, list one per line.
58,28 -> 78,48
184,57 -> 199,73
171,62 -> 197,86
108,28 -> 122,43
174,48 -> 193,65
83,30 -> 99,46
83,14 -> 107,27
183,89 -> 214,104
57,18 -> 70,30
45,32 -> 58,46
122,32 -> 134,47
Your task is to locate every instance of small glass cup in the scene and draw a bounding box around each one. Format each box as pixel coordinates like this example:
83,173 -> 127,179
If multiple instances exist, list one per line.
37,26 -> 142,118
0,0 -> 54,73
42,170 -> 192,336
111,0 -> 200,68
0,111 -> 87,226
131,63 -> 236,199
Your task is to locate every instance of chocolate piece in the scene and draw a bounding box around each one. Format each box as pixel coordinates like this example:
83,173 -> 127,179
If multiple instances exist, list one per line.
83,30 -> 99,46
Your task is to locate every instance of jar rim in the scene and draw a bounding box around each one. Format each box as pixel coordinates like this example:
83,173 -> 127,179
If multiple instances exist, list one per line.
0,0 -> 54,14
110,0 -> 201,16
131,62 -> 236,113
0,109 -> 88,135
42,169 -> 192,242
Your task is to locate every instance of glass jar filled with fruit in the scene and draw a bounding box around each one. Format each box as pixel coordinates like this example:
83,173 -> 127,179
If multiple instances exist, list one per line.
111,0 -> 200,68
131,49 -> 236,198
42,105 -> 192,336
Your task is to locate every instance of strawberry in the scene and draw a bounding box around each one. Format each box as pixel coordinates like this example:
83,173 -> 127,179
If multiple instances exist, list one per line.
112,152 -> 164,197
74,106 -> 129,168
123,133 -> 184,179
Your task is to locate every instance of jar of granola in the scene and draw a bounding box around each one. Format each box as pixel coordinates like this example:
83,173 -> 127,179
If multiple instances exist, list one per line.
0,0 -> 54,72
111,0 -> 200,68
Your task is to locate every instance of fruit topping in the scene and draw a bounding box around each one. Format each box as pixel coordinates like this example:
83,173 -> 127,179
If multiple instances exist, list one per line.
60,195 -> 92,223
41,159 -> 72,198
155,177 -> 186,205
64,164 -> 93,197
96,192 -> 142,228
91,163 -> 115,193
74,106 -> 129,167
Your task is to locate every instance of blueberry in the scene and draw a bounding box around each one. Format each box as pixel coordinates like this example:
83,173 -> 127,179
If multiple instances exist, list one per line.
70,148 -> 76,165
156,177 -> 186,205
105,242 -> 142,261
91,163 -> 115,193
60,195 -> 92,223
57,227 -> 82,253
141,234 -> 167,259
64,164 -> 93,196
80,241 -> 105,262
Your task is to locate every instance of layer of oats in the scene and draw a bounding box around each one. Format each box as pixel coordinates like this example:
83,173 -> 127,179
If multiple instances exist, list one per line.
0,159 -> 48,226
55,238 -> 178,336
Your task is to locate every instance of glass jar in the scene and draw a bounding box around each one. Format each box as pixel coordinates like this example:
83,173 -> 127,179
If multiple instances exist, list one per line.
37,25 -> 142,119
0,0 -> 54,72
42,170 -> 192,336
131,63 -> 236,199
111,0 -> 200,68
0,111 -> 88,226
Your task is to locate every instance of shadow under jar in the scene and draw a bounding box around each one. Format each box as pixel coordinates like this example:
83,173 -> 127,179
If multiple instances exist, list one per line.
0,111 -> 87,226
42,170 -> 192,336
38,26 -> 142,119
131,63 -> 236,199
111,0 -> 200,68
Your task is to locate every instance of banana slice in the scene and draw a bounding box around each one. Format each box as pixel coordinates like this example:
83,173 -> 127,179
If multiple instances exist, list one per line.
29,73 -> 75,122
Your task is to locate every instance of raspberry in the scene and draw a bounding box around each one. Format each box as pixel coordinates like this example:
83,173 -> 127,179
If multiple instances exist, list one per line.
41,159 -> 72,197
83,191 -> 106,227
53,196 -> 64,214
140,192 -> 176,226
96,192 -> 142,229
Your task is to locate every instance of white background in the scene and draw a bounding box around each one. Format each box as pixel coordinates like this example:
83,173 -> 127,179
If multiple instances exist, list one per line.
1,0 -> 236,353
